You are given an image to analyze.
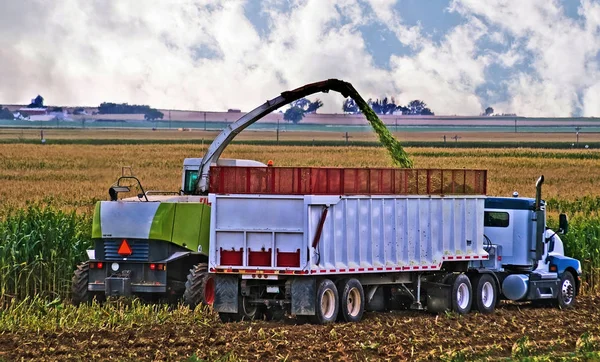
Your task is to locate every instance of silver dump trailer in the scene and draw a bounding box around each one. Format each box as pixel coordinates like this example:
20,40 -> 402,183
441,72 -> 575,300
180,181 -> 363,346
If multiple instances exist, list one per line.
208,167 -> 581,324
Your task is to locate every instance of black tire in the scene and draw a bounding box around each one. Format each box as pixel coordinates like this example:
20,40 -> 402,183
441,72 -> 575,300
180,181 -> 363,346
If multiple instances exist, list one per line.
71,262 -> 103,305
557,272 -> 576,309
182,263 -> 215,309
449,273 -> 472,314
338,278 -> 365,323
471,274 -> 497,314
310,279 -> 339,324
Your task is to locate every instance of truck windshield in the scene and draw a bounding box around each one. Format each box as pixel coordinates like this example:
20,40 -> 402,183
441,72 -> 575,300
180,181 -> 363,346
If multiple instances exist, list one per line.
184,170 -> 199,194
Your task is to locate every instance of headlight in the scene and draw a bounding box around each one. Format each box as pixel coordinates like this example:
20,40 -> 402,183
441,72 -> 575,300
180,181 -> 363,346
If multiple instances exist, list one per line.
111,262 -> 120,272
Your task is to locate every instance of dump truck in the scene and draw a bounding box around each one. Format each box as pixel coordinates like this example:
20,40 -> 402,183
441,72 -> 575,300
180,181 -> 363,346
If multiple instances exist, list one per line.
208,169 -> 580,323
73,79 -> 581,325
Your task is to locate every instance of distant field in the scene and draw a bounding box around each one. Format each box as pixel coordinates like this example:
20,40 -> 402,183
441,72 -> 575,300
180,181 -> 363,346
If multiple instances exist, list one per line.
0,127 -> 599,144
0,141 -> 598,212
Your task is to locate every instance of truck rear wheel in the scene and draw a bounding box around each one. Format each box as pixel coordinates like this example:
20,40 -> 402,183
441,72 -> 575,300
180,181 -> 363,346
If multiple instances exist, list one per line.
472,274 -> 496,314
338,278 -> 365,323
71,262 -> 104,305
557,272 -> 576,309
183,263 -> 215,309
310,279 -> 339,324
449,273 -> 472,314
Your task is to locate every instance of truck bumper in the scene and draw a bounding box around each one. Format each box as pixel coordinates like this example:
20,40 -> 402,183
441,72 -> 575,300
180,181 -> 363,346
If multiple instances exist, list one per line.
88,280 -> 167,295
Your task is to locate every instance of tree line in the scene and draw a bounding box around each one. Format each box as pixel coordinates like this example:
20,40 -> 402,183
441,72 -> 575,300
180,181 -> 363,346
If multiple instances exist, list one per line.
98,102 -> 164,120
343,97 -> 434,116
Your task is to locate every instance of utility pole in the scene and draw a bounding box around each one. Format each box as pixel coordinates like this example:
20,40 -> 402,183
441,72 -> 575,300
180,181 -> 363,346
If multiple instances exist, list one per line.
343,132 -> 351,145
451,134 -> 461,143
575,126 -> 582,145
514,118 -> 517,133
276,119 -> 280,143
204,112 -> 207,131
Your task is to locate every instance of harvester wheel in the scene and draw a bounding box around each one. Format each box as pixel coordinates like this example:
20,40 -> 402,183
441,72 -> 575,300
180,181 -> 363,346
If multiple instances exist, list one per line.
183,263 -> 215,309
71,262 -> 103,306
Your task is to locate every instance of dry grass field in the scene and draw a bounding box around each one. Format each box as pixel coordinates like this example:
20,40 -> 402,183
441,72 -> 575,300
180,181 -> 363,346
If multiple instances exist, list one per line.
0,141 -> 598,212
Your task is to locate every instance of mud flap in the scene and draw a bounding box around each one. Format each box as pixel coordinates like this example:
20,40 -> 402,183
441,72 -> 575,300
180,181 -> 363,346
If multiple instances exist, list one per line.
426,282 -> 451,313
214,274 -> 238,313
291,277 -> 316,316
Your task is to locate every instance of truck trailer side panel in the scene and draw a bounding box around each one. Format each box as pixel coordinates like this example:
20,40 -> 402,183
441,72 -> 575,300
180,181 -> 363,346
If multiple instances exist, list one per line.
208,194 -> 488,274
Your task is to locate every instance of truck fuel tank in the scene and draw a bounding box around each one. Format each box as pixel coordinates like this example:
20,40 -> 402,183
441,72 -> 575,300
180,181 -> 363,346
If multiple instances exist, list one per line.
502,274 -> 529,300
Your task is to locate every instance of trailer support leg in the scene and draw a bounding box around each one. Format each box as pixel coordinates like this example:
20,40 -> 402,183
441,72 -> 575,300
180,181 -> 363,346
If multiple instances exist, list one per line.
411,274 -> 424,310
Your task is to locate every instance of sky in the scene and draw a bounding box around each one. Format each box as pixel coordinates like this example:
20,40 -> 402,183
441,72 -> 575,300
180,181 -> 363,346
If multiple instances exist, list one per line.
1,0 -> 600,117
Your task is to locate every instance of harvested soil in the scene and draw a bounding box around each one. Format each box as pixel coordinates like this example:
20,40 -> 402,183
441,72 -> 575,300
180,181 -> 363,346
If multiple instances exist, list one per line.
2,296 -> 600,361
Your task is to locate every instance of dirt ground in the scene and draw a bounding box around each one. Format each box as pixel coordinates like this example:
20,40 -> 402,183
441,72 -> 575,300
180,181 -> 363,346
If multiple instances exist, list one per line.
1,296 -> 599,361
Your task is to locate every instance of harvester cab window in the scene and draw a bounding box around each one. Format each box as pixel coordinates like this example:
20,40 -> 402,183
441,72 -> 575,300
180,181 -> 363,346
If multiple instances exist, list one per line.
484,211 -> 509,227
184,170 -> 199,194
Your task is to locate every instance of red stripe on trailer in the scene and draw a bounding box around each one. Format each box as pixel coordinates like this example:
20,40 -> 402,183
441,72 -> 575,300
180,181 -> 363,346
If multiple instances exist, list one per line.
456,256 -> 463,260
446,256 -> 454,260
386,267 -> 393,271
422,266 -> 429,269
329,269 -> 336,273
377,267 -> 384,271
348,268 -> 355,272
403,266 -> 410,270
412,266 -> 419,270
395,267 -> 402,271
368,267 -> 374,271
358,268 -> 365,272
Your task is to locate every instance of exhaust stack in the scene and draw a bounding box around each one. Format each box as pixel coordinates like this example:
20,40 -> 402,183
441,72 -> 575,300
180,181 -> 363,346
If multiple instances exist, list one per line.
534,175 -> 544,211
534,175 -> 545,266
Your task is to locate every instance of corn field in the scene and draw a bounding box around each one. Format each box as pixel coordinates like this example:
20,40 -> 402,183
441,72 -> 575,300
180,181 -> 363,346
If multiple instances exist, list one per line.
0,205 -> 91,304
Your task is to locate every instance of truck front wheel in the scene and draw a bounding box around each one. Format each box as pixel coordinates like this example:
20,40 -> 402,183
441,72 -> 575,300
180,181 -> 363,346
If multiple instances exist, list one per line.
557,272 -> 576,309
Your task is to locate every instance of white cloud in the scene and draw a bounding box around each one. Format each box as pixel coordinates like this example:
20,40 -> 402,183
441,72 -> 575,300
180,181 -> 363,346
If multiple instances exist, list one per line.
0,0 -> 599,117
450,0 -> 600,116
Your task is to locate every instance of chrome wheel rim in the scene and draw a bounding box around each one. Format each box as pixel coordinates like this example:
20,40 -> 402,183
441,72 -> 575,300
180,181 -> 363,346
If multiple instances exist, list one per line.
457,283 -> 470,310
561,278 -> 574,305
481,281 -> 494,308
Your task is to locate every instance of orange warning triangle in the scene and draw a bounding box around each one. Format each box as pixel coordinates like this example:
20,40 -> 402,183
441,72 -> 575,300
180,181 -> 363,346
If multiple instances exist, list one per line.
118,239 -> 132,256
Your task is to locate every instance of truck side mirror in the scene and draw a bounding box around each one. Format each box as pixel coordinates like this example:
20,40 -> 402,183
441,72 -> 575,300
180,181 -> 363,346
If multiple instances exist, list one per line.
559,213 -> 568,234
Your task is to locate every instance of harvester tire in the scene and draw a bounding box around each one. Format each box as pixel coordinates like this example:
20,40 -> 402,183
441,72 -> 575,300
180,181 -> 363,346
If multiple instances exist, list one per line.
71,262 -> 103,306
183,263 -> 215,309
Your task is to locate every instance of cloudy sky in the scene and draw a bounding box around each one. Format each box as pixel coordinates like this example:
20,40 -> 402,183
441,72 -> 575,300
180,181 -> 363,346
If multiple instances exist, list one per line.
1,0 -> 599,116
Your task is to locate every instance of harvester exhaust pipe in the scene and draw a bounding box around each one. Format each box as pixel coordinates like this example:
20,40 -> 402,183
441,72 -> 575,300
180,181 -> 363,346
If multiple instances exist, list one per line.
534,175 -> 545,267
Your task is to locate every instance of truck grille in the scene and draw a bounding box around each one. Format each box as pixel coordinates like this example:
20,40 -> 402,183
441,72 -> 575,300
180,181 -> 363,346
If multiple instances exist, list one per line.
104,239 -> 149,261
